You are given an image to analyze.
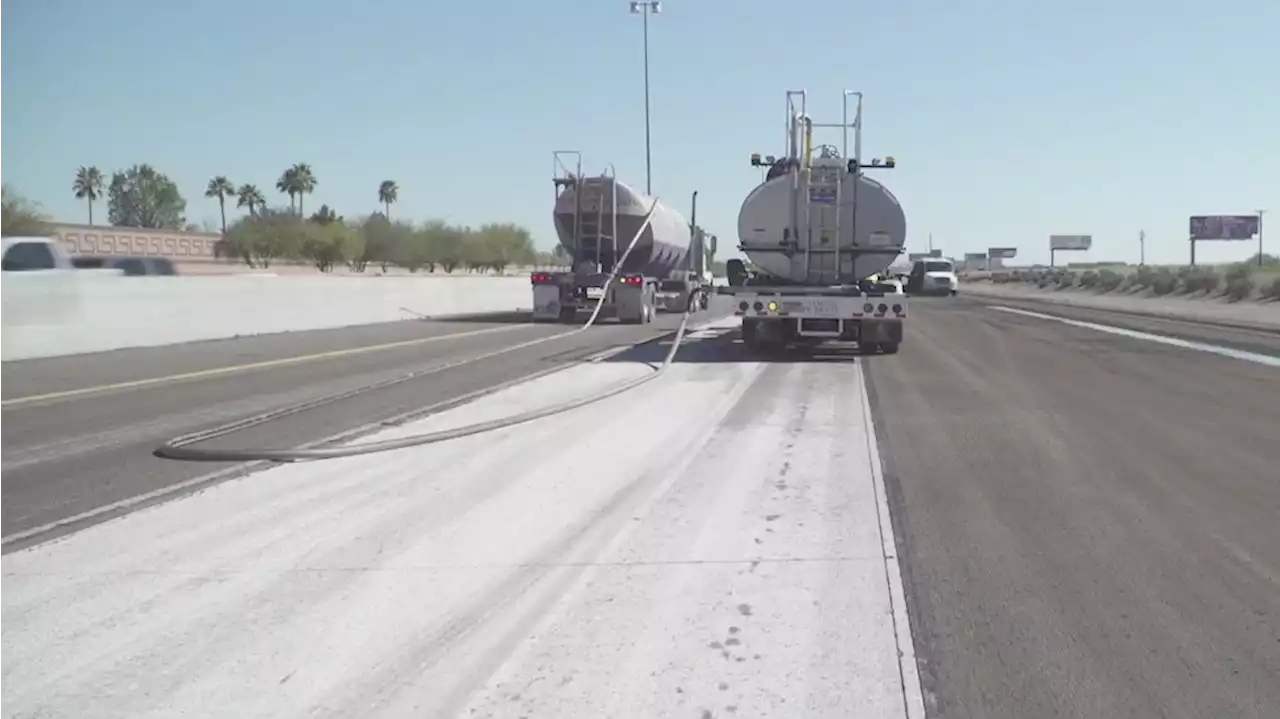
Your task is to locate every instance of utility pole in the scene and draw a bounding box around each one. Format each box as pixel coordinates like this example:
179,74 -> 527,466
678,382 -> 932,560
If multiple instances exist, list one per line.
928,233 -> 934,253
1139,229 -> 1146,266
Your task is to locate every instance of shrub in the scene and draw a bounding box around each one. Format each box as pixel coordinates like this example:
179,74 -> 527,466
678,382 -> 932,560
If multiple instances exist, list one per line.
1225,276 -> 1254,302
1150,269 -> 1178,295
1224,263 -> 1253,283
1098,269 -> 1125,292
1179,266 -> 1221,295
1261,277 -> 1280,300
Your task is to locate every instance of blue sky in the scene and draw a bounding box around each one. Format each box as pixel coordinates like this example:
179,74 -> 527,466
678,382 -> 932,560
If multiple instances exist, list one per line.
4,0 -> 1277,266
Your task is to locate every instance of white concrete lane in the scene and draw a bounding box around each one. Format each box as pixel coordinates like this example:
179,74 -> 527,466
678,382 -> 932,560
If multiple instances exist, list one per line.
2,320 -> 923,719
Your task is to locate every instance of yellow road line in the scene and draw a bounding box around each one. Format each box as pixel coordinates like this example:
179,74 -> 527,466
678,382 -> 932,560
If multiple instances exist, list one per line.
1,324 -> 534,409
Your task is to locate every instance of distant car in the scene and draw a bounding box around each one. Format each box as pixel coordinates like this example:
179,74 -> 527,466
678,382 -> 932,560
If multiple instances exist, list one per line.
71,255 -> 178,276
906,259 -> 959,296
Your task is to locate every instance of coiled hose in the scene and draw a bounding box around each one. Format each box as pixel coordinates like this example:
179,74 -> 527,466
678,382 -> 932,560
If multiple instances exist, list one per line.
154,198 -> 712,463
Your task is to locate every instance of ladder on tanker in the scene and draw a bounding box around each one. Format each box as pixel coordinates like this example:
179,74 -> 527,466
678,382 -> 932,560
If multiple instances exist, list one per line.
576,187 -> 618,273
796,150 -> 849,286
552,151 -> 619,275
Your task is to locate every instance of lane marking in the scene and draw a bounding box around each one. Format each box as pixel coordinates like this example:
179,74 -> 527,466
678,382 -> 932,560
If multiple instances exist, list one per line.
857,360 -> 928,719
991,306 -> 1280,368
2,316 -> 732,550
1,324 -> 538,409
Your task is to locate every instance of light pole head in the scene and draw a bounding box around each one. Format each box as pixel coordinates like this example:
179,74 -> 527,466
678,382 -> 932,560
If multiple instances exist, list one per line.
630,1 -> 660,13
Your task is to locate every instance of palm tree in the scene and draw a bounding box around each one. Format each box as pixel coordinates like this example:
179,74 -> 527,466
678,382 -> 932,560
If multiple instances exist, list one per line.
205,176 -> 237,234
276,167 -> 299,214
72,166 -> 105,224
378,180 -> 399,219
237,184 -> 266,217
291,163 -> 316,216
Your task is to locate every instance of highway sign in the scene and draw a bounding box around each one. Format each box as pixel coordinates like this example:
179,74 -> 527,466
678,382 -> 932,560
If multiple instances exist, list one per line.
964,252 -> 987,262
989,246 -> 1018,259
1050,234 -> 1092,251
1189,215 -> 1259,241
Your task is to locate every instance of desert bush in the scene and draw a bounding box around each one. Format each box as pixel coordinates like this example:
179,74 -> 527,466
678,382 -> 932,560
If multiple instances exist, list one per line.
1150,269 -> 1178,295
1098,269 -> 1125,292
1260,277 -> 1280,300
1225,276 -> 1255,302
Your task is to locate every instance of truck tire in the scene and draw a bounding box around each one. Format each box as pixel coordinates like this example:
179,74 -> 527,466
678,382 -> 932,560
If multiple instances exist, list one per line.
741,318 -> 760,350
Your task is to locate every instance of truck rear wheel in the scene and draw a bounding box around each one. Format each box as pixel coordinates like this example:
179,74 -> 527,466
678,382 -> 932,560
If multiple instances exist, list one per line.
741,318 -> 760,350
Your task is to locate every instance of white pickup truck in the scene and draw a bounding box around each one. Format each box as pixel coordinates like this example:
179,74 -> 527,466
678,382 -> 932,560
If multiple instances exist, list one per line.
2,236 -> 78,272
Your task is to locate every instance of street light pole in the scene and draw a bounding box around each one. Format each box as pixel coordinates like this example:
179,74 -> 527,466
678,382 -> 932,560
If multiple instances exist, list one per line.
629,1 -> 661,195
1139,229 -> 1145,266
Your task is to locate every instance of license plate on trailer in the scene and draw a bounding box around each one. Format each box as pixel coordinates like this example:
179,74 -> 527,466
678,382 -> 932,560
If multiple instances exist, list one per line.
586,287 -> 605,299
781,299 -> 840,315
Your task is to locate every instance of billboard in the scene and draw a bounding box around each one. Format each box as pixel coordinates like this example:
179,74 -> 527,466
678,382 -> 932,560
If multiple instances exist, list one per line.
1189,215 -> 1259,241
964,252 -> 987,262
1050,234 -> 1092,251
989,246 -> 1018,259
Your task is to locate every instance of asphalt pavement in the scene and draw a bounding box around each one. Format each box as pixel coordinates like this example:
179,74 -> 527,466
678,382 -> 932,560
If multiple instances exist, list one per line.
866,295 -> 1280,719
2,306 -> 727,548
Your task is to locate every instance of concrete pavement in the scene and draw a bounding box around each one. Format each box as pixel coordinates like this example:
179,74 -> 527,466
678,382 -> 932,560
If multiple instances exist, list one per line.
1,317 -> 923,719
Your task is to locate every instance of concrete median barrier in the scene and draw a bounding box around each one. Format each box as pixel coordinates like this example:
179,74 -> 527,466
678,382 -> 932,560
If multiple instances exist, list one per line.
1,273 -> 531,361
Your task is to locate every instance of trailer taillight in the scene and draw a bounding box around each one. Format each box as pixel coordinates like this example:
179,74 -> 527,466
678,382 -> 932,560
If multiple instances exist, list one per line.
863,302 -> 875,313
531,272 -> 551,284
621,275 -> 643,285
891,304 -> 903,315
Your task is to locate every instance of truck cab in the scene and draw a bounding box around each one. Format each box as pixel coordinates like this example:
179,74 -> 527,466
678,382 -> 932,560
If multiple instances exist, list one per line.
906,258 -> 959,296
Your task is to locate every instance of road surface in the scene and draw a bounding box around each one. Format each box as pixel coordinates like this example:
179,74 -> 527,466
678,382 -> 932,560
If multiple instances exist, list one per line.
2,314 -> 923,718
868,295 -> 1279,719
3,296 -> 1278,718
2,307 -> 725,549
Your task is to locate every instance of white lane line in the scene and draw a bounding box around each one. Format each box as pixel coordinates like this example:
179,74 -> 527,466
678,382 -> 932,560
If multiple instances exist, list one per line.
991,306 -> 1280,369
857,360 -> 928,719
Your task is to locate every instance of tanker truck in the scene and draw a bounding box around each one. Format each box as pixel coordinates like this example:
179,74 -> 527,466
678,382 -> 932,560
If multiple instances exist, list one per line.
532,151 -> 708,324
718,89 -> 908,354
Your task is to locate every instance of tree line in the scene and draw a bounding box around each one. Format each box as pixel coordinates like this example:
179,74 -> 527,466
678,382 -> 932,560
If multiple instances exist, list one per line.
219,206 -> 563,273
3,164 -> 555,273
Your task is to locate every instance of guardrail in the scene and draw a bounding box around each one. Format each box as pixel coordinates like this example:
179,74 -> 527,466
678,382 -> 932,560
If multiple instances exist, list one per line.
1,273 -> 532,361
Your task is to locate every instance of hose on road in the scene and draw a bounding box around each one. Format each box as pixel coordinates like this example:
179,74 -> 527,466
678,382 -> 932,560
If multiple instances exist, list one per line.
154,198 -> 713,463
